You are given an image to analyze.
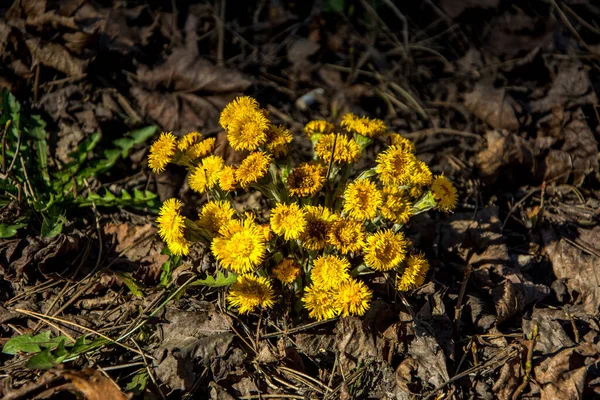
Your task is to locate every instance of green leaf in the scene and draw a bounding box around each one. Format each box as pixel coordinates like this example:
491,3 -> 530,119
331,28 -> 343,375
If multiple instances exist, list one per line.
125,370 -> 150,394
26,348 -> 56,369
41,206 -> 65,238
412,190 -> 437,215
0,222 -> 27,238
2,331 -> 69,355
115,272 -> 144,298
189,271 -> 237,288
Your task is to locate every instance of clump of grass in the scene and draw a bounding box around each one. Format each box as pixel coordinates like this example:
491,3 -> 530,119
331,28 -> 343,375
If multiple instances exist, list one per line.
149,96 -> 458,320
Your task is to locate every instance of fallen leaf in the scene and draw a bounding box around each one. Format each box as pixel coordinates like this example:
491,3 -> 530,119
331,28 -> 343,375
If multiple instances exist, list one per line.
25,38 -> 89,76
63,369 -> 128,400
439,0 -> 500,19
476,130 -> 535,186
523,308 -> 575,355
464,81 -> 520,131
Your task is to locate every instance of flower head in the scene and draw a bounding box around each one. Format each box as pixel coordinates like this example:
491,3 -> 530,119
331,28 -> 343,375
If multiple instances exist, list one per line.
211,218 -> 266,274
266,125 -> 293,157
186,137 -> 216,160
304,120 -> 335,136
302,286 -> 336,321
178,131 -> 203,151
220,97 -> 269,151
364,229 -> 407,271
270,203 -> 307,240
310,255 -> 350,290
385,133 -> 416,153
272,259 -> 301,284
287,163 -> 325,198
376,145 -> 417,186
202,155 -> 225,188
334,279 -> 372,317
228,275 -> 275,314
148,132 -> 177,173
431,175 -> 458,211
219,165 -> 238,191
157,198 -> 190,256
198,201 -> 236,234
397,253 -> 429,291
343,180 -> 382,221
300,205 -> 336,250
410,160 -> 433,187
327,218 -> 365,254
314,133 -> 361,164
236,152 -> 272,188
189,166 -> 208,193
381,186 -> 413,224
341,113 -> 387,138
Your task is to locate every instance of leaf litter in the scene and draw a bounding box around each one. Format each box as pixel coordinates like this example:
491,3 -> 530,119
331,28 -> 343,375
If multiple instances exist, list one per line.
1,1 -> 600,399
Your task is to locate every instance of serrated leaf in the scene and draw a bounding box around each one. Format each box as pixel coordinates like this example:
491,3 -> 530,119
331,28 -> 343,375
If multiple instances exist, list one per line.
26,348 -> 56,369
125,370 -> 150,394
2,331 -> 69,355
190,271 -> 237,288
0,222 -> 27,238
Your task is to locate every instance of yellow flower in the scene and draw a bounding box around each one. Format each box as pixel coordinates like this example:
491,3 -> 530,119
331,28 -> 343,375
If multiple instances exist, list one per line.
302,286 -> 336,321
211,218 -> 266,274
198,201 -> 236,234
363,229 -> 407,271
148,132 -> 177,173
381,186 -> 413,224
220,96 -> 269,151
287,163 -> 325,198
236,152 -> 272,188
189,166 -> 207,193
228,275 -> 275,314
431,175 -> 458,211
260,224 -> 272,241
156,198 -> 190,256
310,255 -> 350,290
202,155 -> 225,188
397,254 -> 429,291
300,205 -> 336,250
385,133 -> 416,153
186,137 -> 216,160
334,279 -> 372,317
304,120 -> 335,136
270,203 -> 307,240
178,131 -> 203,151
314,133 -> 360,164
376,145 -> 417,186
409,185 -> 424,200
410,160 -> 433,187
341,113 -> 387,138
272,259 -> 301,284
219,165 -> 237,191
327,218 -> 365,254
343,180 -> 382,221
266,125 -> 293,157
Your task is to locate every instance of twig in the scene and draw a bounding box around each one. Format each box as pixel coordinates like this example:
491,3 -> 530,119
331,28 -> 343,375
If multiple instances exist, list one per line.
511,324 -> 539,400
260,317 -> 338,339
454,264 -> 472,338
6,129 -> 21,174
403,128 -> 480,141
382,0 -> 409,55
551,0 -> 598,55
33,63 -> 41,102
1,119 -> 11,173
217,0 -> 226,66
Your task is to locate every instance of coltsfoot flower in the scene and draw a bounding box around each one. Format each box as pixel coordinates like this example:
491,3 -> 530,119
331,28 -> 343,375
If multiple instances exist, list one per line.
385,133 -> 416,153
228,275 -> 275,314
287,163 -> 325,198
272,259 -> 301,284
219,165 -> 237,191
236,152 -> 272,188
334,279 -> 372,317
397,253 -> 429,291
178,131 -> 203,151
198,201 -> 236,235
314,133 -> 361,164
220,96 -> 269,151
304,120 -> 336,136
300,205 -> 336,250
343,179 -> 382,221
381,186 -> 413,224
327,218 -> 365,254
270,203 -> 307,240
266,125 -> 293,157
311,255 -> 350,290
376,145 -> 417,186
157,198 -> 190,256
148,132 -> 177,173
410,160 -> 433,187
341,113 -> 387,138
186,137 -> 216,160
363,229 -> 407,271
302,286 -> 336,321
211,218 -> 266,274
431,175 -> 458,211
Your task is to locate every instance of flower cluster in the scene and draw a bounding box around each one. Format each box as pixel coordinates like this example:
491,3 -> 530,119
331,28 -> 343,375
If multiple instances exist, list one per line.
148,96 -> 458,320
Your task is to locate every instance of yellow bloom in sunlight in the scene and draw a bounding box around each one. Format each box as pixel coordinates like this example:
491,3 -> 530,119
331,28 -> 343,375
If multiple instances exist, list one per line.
228,275 -> 275,314
385,133 -> 416,153
311,255 -> 350,290
327,218 -> 365,254
302,286 -> 336,321
202,155 -> 225,188
189,166 -> 207,193
304,120 -> 335,136
220,96 -> 269,151
343,180 -> 382,221
198,200 -> 236,235
334,279 -> 372,317
431,175 -> 458,212
376,145 -> 417,186
260,224 -> 272,241
157,198 -> 190,256
270,203 -> 307,240
236,152 -> 272,188
300,205 -> 336,250
178,131 -> 203,151
397,253 -> 429,291
186,137 -> 216,160
287,163 -> 325,198
211,218 -> 266,274
272,259 -> 301,284
314,133 -> 360,164
409,185 -> 424,200
219,165 -> 237,192
266,125 -> 293,157
363,229 -> 407,271
381,186 -> 413,224
410,160 -> 433,187
341,113 -> 387,138
148,132 -> 177,173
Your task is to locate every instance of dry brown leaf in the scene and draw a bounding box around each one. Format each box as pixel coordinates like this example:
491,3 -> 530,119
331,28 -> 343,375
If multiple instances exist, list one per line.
476,130 -> 535,185
25,38 -> 89,75
464,82 -> 520,131
63,369 -> 128,400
